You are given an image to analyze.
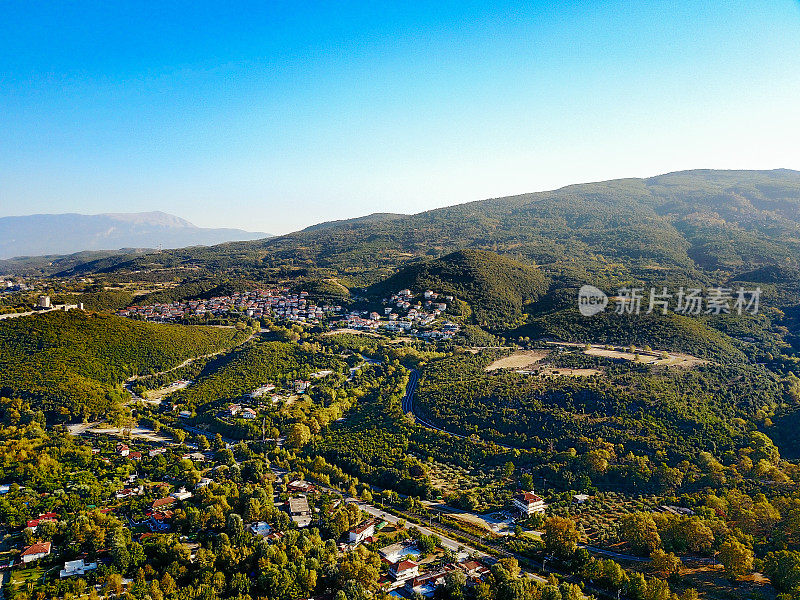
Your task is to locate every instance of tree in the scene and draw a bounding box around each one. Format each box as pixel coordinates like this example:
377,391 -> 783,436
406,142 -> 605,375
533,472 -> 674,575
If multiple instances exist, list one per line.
544,515 -> 580,558
441,570 -> 467,600
650,549 -> 681,578
622,513 -> 662,555
226,512 -> 245,544
764,550 -> 800,594
497,557 -> 520,578
718,537 -> 754,579
287,422 -> 312,448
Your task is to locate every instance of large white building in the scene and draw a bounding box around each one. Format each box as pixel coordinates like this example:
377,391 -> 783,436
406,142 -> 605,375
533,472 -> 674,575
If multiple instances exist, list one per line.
512,491 -> 547,515
60,559 -> 98,578
348,518 -> 376,545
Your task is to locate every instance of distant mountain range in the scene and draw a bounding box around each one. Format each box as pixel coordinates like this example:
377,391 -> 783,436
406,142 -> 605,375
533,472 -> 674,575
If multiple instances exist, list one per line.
0,211 -> 271,259
3,170 -> 800,288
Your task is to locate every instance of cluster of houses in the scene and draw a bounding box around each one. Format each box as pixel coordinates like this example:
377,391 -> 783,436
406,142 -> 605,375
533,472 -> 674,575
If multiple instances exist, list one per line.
373,540 -> 490,598
117,289 -> 343,323
339,289 -> 460,340
218,378 -> 315,422
0,279 -> 30,293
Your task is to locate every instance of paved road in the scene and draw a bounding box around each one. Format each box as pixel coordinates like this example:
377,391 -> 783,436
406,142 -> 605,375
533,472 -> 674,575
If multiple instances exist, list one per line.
402,368 -> 517,450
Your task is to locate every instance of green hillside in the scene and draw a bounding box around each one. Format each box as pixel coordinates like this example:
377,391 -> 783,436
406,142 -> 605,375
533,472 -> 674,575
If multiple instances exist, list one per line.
0,311 -> 250,420
372,249 -> 548,330
414,349 -> 787,463
47,169 -> 800,286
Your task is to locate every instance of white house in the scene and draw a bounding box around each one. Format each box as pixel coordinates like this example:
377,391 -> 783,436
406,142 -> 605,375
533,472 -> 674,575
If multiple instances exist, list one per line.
348,518 -> 376,545
512,491 -> 547,515
196,477 -> 213,489
60,559 -> 98,578
241,408 -> 257,420
171,487 -> 193,501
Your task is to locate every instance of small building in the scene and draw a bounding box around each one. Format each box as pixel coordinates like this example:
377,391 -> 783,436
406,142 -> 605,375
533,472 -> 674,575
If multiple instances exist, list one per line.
573,494 -> 591,504
286,480 -> 316,494
247,521 -> 272,537
457,559 -> 490,581
116,486 -> 143,500
26,512 -> 57,531
116,443 -> 130,457
288,496 -> 312,528
171,487 -> 192,501
241,408 -> 257,420
152,496 -> 177,511
379,541 -> 418,564
512,491 -> 547,515
20,541 -> 51,564
196,477 -> 213,489
389,560 -> 419,581
293,380 -> 311,393
348,518 -> 377,545
60,559 -> 98,578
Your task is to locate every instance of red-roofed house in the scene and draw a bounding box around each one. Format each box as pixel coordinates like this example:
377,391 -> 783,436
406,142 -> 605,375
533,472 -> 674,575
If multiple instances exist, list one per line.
348,518 -> 377,545
513,491 -> 547,515
26,512 -> 57,531
389,560 -> 419,581
152,496 -> 177,510
21,541 -> 51,563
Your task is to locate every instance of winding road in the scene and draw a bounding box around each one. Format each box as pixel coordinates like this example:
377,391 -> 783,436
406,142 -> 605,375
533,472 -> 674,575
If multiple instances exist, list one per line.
402,367 -> 516,449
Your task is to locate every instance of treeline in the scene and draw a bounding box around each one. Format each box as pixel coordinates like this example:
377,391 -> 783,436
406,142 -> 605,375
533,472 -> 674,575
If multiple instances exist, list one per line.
0,311 -> 249,421
414,351 -> 789,472
169,340 -> 347,410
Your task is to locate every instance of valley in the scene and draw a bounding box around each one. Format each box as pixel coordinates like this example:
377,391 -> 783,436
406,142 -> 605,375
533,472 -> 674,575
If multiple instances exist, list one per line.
1,170 -> 800,600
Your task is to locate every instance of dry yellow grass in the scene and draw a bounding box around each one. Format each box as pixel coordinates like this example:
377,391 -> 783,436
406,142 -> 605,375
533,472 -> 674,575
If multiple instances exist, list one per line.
485,350 -> 549,371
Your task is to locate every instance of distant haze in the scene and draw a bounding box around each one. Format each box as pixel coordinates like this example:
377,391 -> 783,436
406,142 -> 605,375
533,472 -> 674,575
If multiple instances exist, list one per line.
0,211 -> 270,259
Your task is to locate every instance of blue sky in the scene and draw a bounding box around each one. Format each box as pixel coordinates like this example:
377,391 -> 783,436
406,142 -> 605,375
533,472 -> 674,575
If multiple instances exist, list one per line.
2,1 -> 800,234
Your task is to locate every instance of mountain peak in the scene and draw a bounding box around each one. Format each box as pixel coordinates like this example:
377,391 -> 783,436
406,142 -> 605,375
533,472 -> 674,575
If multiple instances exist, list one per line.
0,211 -> 271,259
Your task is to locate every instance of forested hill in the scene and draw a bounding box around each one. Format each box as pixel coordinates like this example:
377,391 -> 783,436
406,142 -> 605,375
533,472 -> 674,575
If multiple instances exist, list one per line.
371,249 -> 548,329
41,169 -> 800,288
0,311 -> 251,421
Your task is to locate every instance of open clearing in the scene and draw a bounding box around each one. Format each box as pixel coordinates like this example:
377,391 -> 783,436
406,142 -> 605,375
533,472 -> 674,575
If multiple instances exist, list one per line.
547,342 -> 704,368
583,346 -> 704,367
485,350 -> 549,371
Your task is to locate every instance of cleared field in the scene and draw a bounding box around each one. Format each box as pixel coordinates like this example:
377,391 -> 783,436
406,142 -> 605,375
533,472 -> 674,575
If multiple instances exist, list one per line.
584,347 -> 704,367
485,350 -> 549,371
546,342 -> 704,368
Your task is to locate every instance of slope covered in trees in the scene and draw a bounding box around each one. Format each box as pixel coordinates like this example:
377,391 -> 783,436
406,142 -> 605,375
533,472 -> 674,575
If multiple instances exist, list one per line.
0,311 -> 249,420
414,350 -> 789,464
371,249 -> 548,330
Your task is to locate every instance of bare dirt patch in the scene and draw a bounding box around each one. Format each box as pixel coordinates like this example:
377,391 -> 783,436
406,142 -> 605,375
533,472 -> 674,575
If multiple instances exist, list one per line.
547,342 -> 705,369
584,347 -> 704,368
674,564 -> 776,600
486,350 -> 549,371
